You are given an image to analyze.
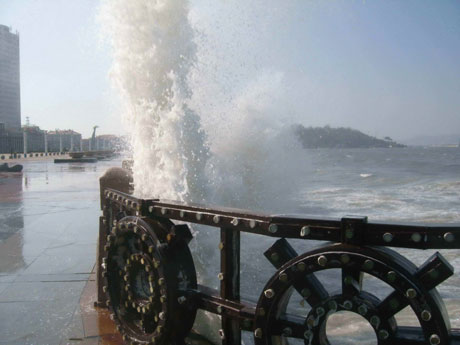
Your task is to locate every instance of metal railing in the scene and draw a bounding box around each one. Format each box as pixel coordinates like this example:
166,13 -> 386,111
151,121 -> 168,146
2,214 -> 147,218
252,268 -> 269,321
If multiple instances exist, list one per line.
97,168 -> 460,345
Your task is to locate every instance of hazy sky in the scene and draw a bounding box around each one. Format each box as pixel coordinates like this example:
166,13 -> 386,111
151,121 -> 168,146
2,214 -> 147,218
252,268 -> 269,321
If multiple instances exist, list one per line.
0,0 -> 459,139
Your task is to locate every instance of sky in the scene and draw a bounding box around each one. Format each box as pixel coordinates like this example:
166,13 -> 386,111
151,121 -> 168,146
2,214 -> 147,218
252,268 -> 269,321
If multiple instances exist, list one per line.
0,0 -> 459,140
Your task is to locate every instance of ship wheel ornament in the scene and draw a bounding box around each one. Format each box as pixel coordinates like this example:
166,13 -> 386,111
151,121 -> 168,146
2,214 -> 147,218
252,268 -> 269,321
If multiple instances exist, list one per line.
254,240 -> 453,345
102,216 -> 197,345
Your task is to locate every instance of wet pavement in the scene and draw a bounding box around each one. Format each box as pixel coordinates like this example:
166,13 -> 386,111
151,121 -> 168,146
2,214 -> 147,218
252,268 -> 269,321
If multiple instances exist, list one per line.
0,158 -> 122,345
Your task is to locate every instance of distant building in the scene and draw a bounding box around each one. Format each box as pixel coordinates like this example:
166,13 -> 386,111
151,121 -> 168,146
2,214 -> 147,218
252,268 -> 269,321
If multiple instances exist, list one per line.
0,25 -> 21,131
46,129 -> 82,152
23,125 -> 44,152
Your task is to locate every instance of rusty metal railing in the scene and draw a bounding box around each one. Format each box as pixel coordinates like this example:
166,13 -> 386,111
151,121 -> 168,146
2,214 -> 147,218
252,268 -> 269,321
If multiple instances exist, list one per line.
97,168 -> 460,345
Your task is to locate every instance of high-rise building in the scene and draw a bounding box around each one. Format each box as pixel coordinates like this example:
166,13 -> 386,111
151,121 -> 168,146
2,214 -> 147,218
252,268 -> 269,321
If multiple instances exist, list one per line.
0,25 -> 21,131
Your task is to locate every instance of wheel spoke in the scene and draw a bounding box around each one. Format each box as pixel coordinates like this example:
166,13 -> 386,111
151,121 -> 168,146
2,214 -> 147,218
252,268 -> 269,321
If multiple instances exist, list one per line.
293,273 -> 329,307
377,290 -> 408,320
272,313 -> 306,339
341,266 -> 362,296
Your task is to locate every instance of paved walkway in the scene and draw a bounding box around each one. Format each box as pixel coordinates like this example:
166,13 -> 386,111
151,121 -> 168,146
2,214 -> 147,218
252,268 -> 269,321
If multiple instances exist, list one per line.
0,159 -> 114,345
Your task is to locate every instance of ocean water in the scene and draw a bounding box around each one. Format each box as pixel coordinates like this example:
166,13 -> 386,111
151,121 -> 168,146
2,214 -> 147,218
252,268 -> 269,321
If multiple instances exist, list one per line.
189,147 -> 460,344
98,1 -> 460,343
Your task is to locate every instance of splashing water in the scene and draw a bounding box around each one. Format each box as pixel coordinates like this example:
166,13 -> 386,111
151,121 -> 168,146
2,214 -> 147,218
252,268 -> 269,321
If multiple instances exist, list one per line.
99,0 -> 308,212
99,0 -> 208,201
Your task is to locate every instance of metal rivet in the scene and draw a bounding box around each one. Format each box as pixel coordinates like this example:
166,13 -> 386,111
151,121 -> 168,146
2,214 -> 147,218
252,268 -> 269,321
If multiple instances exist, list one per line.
161,208 -> 167,215
218,273 -> 224,281
304,330 -> 313,340
148,206 -> 154,213
430,334 -> 441,345
383,232 -> 393,243
328,300 -> 337,311
297,262 -> 306,271
254,328 -> 263,338
213,215 -> 220,224
218,242 -> 224,250
370,315 -> 380,328
282,327 -> 292,337
316,307 -> 325,317
264,289 -> 275,298
421,310 -> 432,321
216,306 -> 222,314
269,224 -> 278,233
196,213 -> 203,221
279,273 -> 288,282
363,259 -> 374,270
358,304 -> 368,315
344,275 -> 353,285
270,252 -> 279,262
300,225 -> 310,237
378,329 -> 389,340
317,255 -> 328,267
179,210 -> 185,218
411,232 -> 422,243
231,218 -> 239,226
340,254 -> 350,264
301,288 -> 311,298
386,271 -> 397,283
343,300 -> 353,310
406,288 -> 417,299
444,232 -> 454,243
249,219 -> 257,229
159,312 -> 166,320
158,278 -> 165,286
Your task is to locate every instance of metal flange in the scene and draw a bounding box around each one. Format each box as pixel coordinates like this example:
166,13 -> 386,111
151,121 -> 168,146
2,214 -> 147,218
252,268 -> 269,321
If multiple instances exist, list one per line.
103,216 -> 197,345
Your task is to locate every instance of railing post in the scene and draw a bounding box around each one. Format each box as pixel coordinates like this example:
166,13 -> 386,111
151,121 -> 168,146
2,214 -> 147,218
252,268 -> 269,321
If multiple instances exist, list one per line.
220,227 -> 241,344
97,167 -> 133,307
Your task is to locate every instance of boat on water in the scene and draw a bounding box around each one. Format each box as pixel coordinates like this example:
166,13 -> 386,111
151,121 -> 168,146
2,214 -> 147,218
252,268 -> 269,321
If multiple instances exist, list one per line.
0,163 -> 23,172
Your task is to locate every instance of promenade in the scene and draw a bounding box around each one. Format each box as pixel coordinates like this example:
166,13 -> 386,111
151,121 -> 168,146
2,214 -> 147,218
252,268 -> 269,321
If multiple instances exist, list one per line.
0,158 -> 120,344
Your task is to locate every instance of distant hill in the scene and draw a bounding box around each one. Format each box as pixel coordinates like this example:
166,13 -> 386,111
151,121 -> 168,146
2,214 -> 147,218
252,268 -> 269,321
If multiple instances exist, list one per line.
294,125 -> 405,149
